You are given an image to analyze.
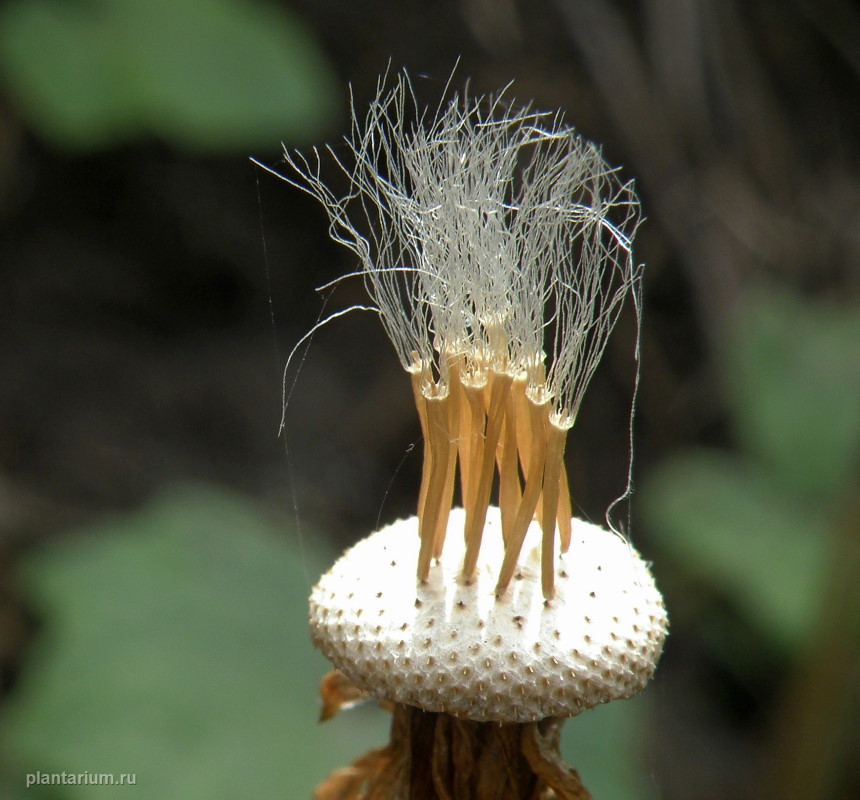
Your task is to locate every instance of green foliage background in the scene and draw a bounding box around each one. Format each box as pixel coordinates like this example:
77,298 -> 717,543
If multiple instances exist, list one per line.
0,488 -> 391,799
0,0 -> 338,151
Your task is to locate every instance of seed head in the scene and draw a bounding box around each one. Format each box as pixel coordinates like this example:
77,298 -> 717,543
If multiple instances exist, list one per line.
310,508 -> 667,723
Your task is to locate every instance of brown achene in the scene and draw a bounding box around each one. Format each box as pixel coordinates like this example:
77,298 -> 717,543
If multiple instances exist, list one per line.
410,356 -> 573,599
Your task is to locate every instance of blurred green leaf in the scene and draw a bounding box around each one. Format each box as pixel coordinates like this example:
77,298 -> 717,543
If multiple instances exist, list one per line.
563,694 -> 658,800
0,485 -> 390,799
0,0 -> 339,152
643,450 -> 827,653
729,288 -> 860,503
643,287 -> 860,660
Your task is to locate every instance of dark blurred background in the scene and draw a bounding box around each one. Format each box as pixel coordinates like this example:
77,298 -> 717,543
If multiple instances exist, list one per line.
1,1 -> 859,799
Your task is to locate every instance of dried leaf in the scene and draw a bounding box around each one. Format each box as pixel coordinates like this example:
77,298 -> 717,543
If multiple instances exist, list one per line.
522,721 -> 593,800
314,748 -> 390,800
319,669 -> 370,722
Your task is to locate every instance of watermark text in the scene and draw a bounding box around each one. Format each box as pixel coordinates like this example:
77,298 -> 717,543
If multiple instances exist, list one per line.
26,771 -> 137,788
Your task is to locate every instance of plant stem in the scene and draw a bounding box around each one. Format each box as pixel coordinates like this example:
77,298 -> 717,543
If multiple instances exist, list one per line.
314,704 -> 594,800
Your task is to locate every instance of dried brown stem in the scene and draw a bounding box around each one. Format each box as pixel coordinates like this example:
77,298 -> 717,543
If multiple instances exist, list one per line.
315,704 -> 592,800
522,719 -> 593,800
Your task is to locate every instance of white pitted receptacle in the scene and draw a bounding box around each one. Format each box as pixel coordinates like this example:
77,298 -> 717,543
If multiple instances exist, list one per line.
310,507 -> 667,724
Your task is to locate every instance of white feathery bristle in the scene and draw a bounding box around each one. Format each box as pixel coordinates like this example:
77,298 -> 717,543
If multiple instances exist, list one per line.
282,72 -> 642,419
